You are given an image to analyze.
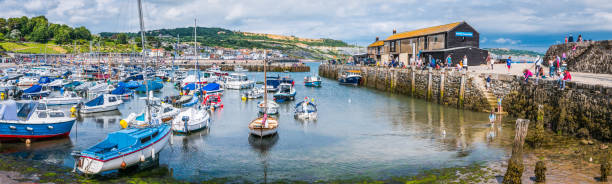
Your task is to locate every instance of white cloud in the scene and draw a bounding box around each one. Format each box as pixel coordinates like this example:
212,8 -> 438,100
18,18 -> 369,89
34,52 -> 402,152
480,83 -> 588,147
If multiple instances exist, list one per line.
480,37 -> 487,43
494,38 -> 521,45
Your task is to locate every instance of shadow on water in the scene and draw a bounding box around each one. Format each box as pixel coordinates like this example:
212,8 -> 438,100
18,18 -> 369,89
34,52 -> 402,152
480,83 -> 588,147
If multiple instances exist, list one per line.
248,134 -> 279,184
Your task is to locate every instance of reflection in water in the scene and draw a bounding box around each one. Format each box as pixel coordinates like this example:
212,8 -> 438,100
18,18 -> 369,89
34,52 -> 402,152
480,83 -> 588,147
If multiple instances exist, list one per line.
0,137 -> 73,165
175,129 -> 210,153
248,134 -> 279,183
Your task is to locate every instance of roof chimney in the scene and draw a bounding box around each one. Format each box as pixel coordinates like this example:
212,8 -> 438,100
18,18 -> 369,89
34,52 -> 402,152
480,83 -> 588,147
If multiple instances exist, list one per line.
376,37 -> 379,41
393,29 -> 396,34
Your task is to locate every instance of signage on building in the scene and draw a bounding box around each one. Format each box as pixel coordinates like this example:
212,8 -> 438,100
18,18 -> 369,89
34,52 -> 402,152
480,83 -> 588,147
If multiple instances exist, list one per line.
455,32 -> 473,37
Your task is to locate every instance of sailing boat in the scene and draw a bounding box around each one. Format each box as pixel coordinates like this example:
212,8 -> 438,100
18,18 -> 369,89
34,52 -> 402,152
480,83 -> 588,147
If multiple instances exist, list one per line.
249,56 -> 279,137
73,0 -> 171,174
171,18 -> 211,134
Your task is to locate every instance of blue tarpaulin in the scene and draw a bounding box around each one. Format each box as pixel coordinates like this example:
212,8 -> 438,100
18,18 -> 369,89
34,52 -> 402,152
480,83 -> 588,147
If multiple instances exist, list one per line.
85,95 -> 105,107
111,86 -> 131,95
23,85 -> 42,93
119,81 -> 141,89
182,83 -> 197,90
38,77 -> 52,84
202,83 -> 220,91
135,80 -> 163,93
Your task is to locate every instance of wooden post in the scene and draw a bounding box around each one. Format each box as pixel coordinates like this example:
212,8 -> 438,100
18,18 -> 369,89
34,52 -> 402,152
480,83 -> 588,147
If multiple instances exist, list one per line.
440,68 -> 445,103
503,119 -> 530,184
427,68 -> 432,101
459,71 -> 465,107
411,67 -> 415,96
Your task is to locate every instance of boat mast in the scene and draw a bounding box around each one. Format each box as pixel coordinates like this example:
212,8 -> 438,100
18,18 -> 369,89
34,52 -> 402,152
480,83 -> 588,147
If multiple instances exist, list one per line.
263,50 -> 267,114
194,18 -> 200,97
137,0 -> 151,123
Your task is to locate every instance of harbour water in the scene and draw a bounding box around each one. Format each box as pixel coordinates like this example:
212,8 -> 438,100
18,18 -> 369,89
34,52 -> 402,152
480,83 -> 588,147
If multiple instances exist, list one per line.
0,62 -> 515,182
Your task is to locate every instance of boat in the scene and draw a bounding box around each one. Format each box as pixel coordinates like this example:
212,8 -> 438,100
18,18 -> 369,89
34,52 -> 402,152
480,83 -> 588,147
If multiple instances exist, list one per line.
202,93 -> 223,110
223,73 -> 255,90
135,80 -> 163,93
207,65 -> 228,76
338,70 -> 362,85
110,86 -> 134,98
242,87 -> 264,99
88,81 -> 114,94
202,83 -> 224,94
258,101 -> 279,115
73,123 -> 171,174
273,83 -> 296,102
41,91 -> 83,106
234,65 -> 248,72
248,114 -> 278,137
0,100 -> 76,140
280,76 -> 294,86
182,95 -> 199,107
265,76 -> 281,92
21,85 -> 51,100
17,77 -> 39,86
123,97 -> 180,125
304,76 -> 322,87
78,94 -> 123,114
294,98 -> 317,120
118,81 -> 141,89
171,105 -> 211,133
46,79 -> 68,90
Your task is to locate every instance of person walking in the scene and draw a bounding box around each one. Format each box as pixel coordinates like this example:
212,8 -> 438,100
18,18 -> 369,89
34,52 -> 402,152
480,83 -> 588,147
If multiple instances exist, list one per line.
463,55 -> 468,70
446,54 -> 452,68
534,56 -> 542,76
506,56 -> 512,73
486,54 -> 493,70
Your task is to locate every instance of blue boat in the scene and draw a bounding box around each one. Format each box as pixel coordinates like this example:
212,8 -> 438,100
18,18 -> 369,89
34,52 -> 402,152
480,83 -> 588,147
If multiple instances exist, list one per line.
182,95 -> 199,107
338,70 -> 362,85
74,123 -> 171,174
273,83 -> 296,102
126,74 -> 144,81
21,85 -> 51,99
110,86 -> 134,97
0,101 -> 76,140
202,83 -> 223,94
304,76 -> 322,87
118,81 -> 141,89
265,76 -> 281,92
135,80 -> 163,93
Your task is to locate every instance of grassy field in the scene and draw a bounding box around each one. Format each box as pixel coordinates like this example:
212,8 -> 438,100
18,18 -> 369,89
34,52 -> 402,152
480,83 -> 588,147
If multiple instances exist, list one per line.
0,41 -> 137,54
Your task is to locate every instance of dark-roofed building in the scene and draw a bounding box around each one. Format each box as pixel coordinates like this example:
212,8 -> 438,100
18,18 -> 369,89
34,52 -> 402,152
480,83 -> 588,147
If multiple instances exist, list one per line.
376,21 -> 488,66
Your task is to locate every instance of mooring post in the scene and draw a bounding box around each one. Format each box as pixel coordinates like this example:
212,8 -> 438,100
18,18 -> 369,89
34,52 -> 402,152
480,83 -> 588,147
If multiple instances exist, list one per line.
503,119 -> 530,184
427,67 -> 432,100
459,70 -> 466,107
411,66 -> 416,96
440,68 -> 445,103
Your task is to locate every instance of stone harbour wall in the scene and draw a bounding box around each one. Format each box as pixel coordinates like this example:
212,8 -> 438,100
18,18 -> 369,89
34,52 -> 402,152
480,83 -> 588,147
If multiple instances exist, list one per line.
486,73 -> 612,141
318,64 -> 490,112
544,40 -> 612,74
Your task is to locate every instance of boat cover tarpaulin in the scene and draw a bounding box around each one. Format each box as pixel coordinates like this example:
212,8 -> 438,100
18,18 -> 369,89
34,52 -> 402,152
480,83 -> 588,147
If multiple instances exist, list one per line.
182,83 -> 197,90
85,95 -> 104,107
111,86 -> 131,95
202,83 -> 220,91
23,85 -> 42,93
38,77 -> 53,84
119,81 -> 141,89
135,80 -> 163,92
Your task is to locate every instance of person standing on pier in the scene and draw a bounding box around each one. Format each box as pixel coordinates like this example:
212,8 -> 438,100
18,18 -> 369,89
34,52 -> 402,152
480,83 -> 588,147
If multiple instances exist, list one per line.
560,69 -> 571,89
506,56 -> 512,73
463,55 -> 468,70
446,54 -> 452,68
497,96 -> 503,114
486,54 -> 493,70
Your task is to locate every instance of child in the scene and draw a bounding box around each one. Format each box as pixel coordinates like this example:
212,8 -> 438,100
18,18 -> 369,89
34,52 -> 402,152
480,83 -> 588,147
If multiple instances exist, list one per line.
561,70 -> 571,89
523,69 -> 533,83
486,75 -> 491,89
506,56 -> 512,73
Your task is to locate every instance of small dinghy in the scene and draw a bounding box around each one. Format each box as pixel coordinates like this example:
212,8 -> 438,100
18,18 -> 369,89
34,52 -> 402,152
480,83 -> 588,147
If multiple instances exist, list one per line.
258,100 -> 279,115
223,73 -> 254,90
294,97 -> 317,120
78,94 -> 123,114
0,101 -> 76,140
172,105 -> 211,133
73,121 -> 171,174
41,91 -> 83,106
182,95 -> 199,107
202,94 -> 223,110
304,76 -> 322,87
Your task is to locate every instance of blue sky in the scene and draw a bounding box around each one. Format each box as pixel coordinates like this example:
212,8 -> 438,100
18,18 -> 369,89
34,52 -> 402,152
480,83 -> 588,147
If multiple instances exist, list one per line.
1,0 -> 611,53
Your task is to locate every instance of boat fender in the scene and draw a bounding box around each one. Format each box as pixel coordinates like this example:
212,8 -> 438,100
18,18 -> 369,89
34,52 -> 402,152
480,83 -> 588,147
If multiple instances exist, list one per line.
9,126 -> 16,130
121,161 -> 127,169
120,119 -> 128,129
25,139 -> 31,144
151,148 -> 155,159
26,127 -> 33,131
48,126 -> 53,129
140,154 -> 145,162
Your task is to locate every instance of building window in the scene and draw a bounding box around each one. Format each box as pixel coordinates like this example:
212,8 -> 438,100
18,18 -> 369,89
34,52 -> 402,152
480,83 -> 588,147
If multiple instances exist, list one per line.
390,41 -> 396,52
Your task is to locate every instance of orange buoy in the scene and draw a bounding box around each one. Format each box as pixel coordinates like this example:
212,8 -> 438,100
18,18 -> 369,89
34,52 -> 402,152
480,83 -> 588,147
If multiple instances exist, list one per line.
121,161 -> 127,169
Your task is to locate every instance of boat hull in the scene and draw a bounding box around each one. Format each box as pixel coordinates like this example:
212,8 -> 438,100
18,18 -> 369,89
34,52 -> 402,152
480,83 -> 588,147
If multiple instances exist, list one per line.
80,103 -> 121,114
77,127 -> 171,174
249,128 -> 277,137
339,76 -> 361,85
0,120 -> 75,140
304,81 -> 321,87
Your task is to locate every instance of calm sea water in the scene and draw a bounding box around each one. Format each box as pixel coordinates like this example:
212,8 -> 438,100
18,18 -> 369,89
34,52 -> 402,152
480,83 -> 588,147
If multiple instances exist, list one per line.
0,62 -> 514,182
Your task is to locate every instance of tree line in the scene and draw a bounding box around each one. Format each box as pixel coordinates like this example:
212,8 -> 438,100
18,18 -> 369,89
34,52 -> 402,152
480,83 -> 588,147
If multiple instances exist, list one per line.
0,16 -> 92,44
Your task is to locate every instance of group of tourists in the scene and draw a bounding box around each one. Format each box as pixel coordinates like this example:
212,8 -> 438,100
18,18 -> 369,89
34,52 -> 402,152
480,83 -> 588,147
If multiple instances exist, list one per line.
564,33 -> 591,43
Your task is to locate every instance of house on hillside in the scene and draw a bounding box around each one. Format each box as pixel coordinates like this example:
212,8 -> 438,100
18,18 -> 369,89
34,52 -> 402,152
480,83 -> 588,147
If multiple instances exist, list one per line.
373,21 -> 488,66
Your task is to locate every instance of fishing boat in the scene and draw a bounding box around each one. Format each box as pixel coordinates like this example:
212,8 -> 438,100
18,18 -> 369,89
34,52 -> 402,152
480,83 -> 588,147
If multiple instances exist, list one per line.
41,91 -> 83,106
223,73 -> 255,90
242,87 -> 264,99
294,98 -> 317,120
78,94 -> 123,114
273,83 -> 296,102
265,76 -> 281,92
21,85 -> 51,100
202,93 -> 223,110
234,65 -> 248,72
338,70 -> 362,85
0,101 -> 76,140
123,97 -> 180,125
171,105 -> 210,133
304,76 -> 322,87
